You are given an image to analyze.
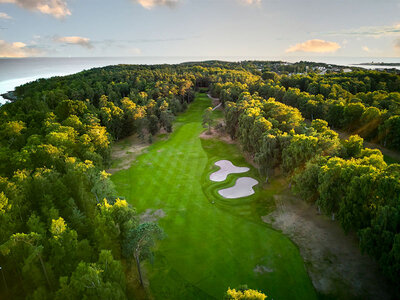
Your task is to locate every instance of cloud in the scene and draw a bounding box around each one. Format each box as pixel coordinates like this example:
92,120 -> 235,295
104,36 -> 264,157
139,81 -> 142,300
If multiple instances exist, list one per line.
133,0 -> 180,9
129,47 -> 141,55
0,12 -> 12,19
128,36 -> 197,43
239,0 -> 261,5
0,0 -> 71,18
395,39 -> 400,53
0,39 -> 42,57
55,36 -> 93,49
327,23 -> 400,37
362,46 -> 370,52
286,39 -> 341,53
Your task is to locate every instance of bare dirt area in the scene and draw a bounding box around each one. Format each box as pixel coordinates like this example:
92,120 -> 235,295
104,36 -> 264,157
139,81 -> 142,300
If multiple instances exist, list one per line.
199,126 -> 235,145
139,208 -> 166,223
262,192 -> 393,299
107,134 -> 150,174
200,128 -> 261,170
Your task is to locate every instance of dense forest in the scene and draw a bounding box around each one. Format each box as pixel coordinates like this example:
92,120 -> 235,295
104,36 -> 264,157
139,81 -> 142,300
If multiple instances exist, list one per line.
0,61 -> 399,299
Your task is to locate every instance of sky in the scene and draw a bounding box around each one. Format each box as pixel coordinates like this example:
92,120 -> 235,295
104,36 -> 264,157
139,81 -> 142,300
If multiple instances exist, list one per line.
0,0 -> 399,58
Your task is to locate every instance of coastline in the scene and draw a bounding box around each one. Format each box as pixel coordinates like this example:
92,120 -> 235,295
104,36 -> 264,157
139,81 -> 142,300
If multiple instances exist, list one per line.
1,56 -> 400,104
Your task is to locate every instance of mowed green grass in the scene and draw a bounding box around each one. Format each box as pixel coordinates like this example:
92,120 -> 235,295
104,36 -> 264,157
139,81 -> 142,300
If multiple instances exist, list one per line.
112,93 -> 317,300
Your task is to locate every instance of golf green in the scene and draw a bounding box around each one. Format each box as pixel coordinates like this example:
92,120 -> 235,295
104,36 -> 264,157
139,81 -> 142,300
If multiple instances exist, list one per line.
112,93 -> 317,299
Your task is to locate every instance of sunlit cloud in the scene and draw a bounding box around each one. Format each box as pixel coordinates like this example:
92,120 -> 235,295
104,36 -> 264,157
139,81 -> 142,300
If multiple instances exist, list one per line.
286,39 -> 341,53
55,36 -> 93,49
0,0 -> 71,18
327,23 -> 400,37
0,12 -> 12,19
395,39 -> 400,54
239,0 -> 261,5
0,39 -> 42,57
362,46 -> 370,52
129,47 -> 141,55
133,0 -> 180,9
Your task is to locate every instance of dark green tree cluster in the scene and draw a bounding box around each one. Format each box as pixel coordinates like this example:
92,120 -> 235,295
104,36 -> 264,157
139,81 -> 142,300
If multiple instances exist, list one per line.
0,65 -> 196,299
251,71 -> 400,151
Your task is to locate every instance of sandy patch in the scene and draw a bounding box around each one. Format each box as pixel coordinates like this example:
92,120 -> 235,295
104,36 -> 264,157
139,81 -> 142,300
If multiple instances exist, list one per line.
262,194 -> 393,299
107,134 -> 149,174
210,160 -> 250,182
254,265 -> 273,274
199,127 -> 235,144
218,177 -> 258,199
139,209 -> 166,223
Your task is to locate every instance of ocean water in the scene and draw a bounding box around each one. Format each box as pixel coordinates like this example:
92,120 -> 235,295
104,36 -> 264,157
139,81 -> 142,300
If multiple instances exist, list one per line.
1,56 -> 400,104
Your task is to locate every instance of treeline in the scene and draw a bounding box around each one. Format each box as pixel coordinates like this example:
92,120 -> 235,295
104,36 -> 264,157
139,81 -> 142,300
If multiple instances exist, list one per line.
211,69 -> 400,151
271,71 -> 400,150
0,66 -> 196,299
0,63 -> 260,299
222,90 -> 400,291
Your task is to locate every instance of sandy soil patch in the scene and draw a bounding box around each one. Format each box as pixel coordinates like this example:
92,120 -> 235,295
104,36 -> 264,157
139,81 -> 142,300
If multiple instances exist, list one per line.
107,135 -> 150,174
210,160 -> 250,182
139,209 -> 166,223
199,127 -> 235,144
262,193 -> 393,299
254,265 -> 273,274
218,177 -> 258,199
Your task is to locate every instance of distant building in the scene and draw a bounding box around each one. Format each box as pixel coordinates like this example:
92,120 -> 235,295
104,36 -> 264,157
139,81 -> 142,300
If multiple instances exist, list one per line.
343,68 -> 352,73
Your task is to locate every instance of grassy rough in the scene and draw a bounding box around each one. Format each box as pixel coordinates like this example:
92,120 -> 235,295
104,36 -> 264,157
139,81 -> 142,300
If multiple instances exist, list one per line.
112,93 -> 317,300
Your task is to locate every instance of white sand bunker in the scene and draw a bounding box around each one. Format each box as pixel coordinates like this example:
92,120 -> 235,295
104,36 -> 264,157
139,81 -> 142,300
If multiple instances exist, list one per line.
209,160 -> 249,182
218,177 -> 258,199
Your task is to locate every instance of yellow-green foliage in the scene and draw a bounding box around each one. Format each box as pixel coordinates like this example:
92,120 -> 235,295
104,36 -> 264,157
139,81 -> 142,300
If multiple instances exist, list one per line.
225,287 -> 267,300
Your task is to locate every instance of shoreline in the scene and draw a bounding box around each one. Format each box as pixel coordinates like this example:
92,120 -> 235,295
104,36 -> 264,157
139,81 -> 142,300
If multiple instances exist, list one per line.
1,58 -> 399,105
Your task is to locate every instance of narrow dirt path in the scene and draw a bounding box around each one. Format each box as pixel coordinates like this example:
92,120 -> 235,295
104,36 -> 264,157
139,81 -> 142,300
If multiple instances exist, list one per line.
333,127 -> 400,162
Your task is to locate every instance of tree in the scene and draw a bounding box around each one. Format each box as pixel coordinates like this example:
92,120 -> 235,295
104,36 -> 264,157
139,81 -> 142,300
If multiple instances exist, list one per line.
282,134 -> 319,174
90,170 -> 116,204
122,223 -> 163,286
340,135 -> 363,158
344,102 -> 365,130
160,110 -> 174,133
94,198 -> 137,258
0,232 -> 52,292
225,102 -> 239,139
292,156 -> 327,204
379,115 -> 400,150
262,71 -> 279,82
202,107 -> 214,133
317,157 -> 347,220
55,250 -> 126,300
148,114 -> 159,136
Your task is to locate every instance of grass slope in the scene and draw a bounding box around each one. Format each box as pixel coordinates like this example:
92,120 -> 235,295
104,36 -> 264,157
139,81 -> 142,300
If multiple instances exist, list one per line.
112,93 -> 317,299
